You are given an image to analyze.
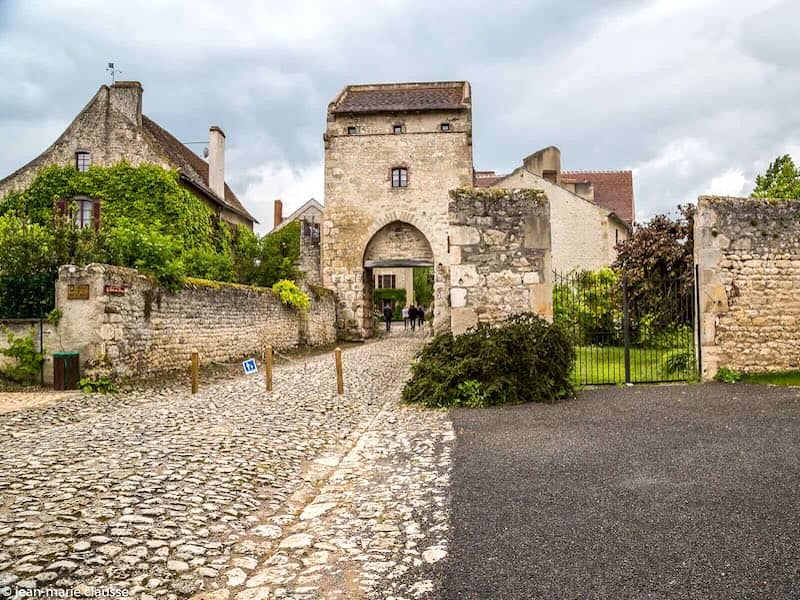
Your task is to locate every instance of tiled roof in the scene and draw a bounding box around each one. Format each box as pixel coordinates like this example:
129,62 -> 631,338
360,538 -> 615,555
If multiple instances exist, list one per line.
474,170 -> 504,188
331,82 -> 469,114
562,170 -> 635,223
143,116 -> 257,223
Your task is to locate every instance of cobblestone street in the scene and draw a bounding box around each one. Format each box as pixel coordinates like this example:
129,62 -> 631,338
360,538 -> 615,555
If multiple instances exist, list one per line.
0,336 -> 453,599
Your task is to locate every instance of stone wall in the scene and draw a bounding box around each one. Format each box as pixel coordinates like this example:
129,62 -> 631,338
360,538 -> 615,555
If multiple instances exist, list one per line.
448,188 -> 553,334
322,108 -> 473,337
52,264 -> 336,380
299,226 -> 322,285
695,196 -> 800,378
491,167 -> 628,273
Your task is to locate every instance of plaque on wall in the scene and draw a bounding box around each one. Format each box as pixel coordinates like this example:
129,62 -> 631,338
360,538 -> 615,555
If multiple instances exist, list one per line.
104,284 -> 126,296
67,284 -> 90,300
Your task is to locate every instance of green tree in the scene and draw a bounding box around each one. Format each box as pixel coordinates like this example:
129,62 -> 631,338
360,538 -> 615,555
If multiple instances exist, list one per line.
612,204 -> 694,323
253,221 -> 301,287
413,267 -> 434,308
751,155 -> 800,199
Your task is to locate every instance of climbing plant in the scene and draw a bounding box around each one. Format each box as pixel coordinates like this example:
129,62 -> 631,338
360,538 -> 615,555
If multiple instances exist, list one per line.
0,164 -> 256,292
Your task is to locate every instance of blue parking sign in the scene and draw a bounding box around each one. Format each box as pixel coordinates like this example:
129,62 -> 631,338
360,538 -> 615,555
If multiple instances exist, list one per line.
242,358 -> 258,375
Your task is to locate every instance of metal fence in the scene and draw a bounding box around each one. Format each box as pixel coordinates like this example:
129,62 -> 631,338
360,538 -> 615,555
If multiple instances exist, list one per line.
553,269 -> 699,385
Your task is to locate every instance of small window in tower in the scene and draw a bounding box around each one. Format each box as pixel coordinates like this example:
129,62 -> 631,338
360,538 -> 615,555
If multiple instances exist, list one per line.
347,126 -> 357,135
391,167 -> 408,188
76,151 -> 91,172
440,122 -> 450,132
393,124 -> 403,134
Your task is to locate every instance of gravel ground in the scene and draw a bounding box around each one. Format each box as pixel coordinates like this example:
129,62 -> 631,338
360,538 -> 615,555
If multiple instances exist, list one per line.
445,383 -> 800,600
0,335 -> 451,599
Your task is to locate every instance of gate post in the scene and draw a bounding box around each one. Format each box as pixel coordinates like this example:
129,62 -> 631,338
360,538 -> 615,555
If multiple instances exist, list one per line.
622,277 -> 631,384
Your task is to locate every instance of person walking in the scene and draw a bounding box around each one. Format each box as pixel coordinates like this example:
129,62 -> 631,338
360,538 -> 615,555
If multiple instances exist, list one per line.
408,304 -> 418,331
402,305 -> 410,330
383,305 -> 393,332
417,305 -> 425,328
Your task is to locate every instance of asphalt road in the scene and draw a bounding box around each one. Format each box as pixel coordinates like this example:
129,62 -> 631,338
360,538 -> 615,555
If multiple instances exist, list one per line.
444,383 -> 800,599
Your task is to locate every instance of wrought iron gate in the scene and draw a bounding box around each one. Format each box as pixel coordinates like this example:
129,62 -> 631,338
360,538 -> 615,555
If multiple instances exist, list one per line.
553,269 -> 699,385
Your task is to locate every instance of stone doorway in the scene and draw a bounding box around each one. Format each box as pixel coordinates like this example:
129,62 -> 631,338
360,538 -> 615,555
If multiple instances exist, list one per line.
362,221 -> 434,335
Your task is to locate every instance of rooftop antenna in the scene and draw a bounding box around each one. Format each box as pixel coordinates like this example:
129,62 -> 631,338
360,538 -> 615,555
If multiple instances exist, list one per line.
106,62 -> 122,84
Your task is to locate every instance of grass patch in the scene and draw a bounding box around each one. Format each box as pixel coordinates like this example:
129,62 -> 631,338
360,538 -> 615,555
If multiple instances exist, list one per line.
740,371 -> 800,387
574,346 -> 696,385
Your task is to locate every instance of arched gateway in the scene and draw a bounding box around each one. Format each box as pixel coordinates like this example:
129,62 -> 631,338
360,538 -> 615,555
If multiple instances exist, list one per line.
362,221 -> 434,333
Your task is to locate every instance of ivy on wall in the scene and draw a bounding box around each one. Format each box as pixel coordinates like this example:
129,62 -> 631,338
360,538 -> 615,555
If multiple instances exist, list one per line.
0,164 -> 260,294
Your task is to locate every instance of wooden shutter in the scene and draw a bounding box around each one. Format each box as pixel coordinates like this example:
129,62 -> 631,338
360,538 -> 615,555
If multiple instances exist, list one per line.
54,199 -> 67,219
92,200 -> 101,232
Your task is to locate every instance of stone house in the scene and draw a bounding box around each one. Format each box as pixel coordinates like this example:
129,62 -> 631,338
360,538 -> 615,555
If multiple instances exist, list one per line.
270,197 -> 324,285
0,81 -> 256,229
475,146 -> 633,273
321,80 -> 635,337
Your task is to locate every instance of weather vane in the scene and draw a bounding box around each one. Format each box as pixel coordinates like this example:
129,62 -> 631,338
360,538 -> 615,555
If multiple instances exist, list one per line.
106,62 -> 122,84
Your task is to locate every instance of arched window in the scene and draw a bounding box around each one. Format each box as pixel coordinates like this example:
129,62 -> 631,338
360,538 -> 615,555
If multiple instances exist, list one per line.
391,167 -> 408,188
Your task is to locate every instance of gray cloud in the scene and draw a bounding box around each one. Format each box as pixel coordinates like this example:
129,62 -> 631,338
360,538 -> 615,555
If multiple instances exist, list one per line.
0,0 -> 798,231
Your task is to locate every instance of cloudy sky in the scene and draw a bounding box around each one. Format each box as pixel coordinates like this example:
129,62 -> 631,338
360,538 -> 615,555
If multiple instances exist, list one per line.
1,0 -> 798,233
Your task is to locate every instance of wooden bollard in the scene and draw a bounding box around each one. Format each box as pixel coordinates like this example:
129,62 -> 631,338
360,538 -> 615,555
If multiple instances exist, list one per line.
264,344 -> 273,392
190,348 -> 199,394
334,347 -> 344,395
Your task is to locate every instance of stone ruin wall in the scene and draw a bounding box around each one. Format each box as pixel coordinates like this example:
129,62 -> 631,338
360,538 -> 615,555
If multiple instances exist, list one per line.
448,188 -> 553,335
695,196 -> 800,378
51,264 -> 336,381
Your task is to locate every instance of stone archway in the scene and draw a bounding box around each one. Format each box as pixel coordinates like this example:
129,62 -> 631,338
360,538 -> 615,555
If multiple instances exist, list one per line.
362,221 -> 434,334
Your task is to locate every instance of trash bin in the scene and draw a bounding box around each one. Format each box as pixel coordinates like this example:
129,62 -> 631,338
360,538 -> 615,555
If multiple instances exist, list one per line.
53,352 -> 80,390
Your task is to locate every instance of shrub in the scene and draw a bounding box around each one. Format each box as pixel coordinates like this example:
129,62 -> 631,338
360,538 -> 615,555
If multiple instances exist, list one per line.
272,279 -> 310,311
79,376 -> 118,394
402,313 -> 576,408
553,269 -> 622,345
374,288 -> 407,321
714,367 -> 742,383
663,349 -> 695,374
0,327 -> 44,384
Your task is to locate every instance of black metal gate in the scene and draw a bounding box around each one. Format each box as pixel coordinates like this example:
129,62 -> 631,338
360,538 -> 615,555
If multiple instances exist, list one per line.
553,269 -> 699,385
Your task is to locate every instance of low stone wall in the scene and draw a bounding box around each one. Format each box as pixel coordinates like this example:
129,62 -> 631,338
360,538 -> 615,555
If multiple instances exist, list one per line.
448,188 -> 553,334
53,264 -> 337,380
695,196 -> 800,378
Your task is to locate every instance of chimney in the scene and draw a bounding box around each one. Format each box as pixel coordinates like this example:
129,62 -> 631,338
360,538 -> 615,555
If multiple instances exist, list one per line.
208,126 -> 226,200
274,199 -> 283,227
109,81 -> 143,126
523,146 -> 561,184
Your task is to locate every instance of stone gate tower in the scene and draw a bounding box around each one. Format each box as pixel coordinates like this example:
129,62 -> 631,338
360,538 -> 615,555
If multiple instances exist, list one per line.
322,81 -> 474,337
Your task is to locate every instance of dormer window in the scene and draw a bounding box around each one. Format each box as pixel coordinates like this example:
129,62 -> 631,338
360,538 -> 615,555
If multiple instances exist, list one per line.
347,126 -> 357,135
440,123 -> 450,132
391,167 -> 408,188
76,151 -> 91,172
393,124 -> 403,134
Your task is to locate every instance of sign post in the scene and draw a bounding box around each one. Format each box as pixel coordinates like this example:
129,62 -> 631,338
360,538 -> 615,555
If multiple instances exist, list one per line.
264,344 -> 273,392
334,347 -> 344,395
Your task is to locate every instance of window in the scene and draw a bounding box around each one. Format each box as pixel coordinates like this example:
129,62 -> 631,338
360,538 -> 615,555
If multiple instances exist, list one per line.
391,167 -> 408,188
56,197 -> 100,230
376,274 -> 396,289
440,122 -> 450,132
347,126 -> 357,135
615,228 -> 619,245
76,151 -> 91,172
393,124 -> 403,134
